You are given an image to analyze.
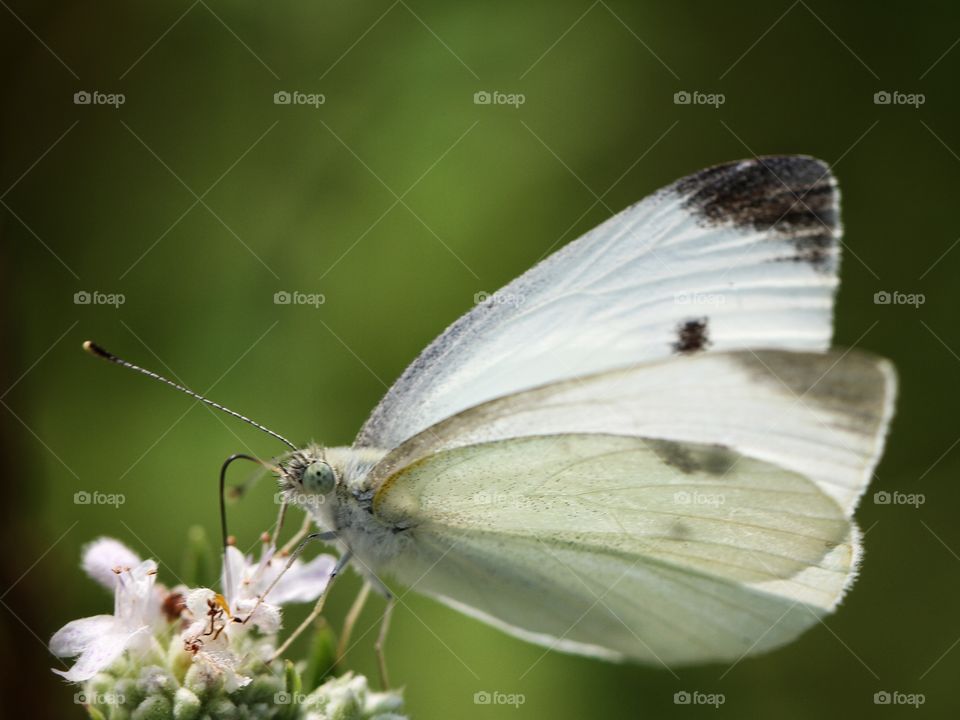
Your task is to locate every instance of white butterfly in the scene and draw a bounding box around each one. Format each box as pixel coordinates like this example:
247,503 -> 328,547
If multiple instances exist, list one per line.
88,155 -> 896,671
276,155 -> 896,668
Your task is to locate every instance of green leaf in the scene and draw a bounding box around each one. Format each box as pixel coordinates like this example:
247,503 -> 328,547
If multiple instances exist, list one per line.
302,620 -> 338,691
284,659 -> 302,697
279,660 -> 303,720
181,525 -> 216,587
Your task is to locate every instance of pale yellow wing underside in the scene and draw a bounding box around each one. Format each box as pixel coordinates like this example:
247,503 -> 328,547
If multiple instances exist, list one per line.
373,433 -> 855,666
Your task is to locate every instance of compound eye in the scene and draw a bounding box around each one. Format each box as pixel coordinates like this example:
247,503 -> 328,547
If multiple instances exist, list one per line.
302,461 -> 336,495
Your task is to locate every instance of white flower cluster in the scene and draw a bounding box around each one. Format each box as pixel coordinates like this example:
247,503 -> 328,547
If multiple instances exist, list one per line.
51,537 -> 405,720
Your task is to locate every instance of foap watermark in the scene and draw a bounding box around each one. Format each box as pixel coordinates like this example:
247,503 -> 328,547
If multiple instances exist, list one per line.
74,90 -> 125,108
75,691 -> 125,706
473,90 -> 525,108
673,90 -> 725,108
673,690 -> 725,708
473,691 -> 525,708
274,290 -> 325,308
474,290 -> 525,308
274,491 -> 326,508
675,291 -> 726,307
74,290 -> 125,308
273,90 -> 325,107
673,491 -> 724,508
874,290 -> 924,308
274,691 -> 309,705
74,490 -> 125,508
873,690 -> 925,708
471,491 -> 523,509
873,490 -> 925,508
873,90 -> 925,108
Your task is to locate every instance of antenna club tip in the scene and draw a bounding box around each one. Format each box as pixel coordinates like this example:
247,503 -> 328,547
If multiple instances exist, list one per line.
83,340 -> 108,358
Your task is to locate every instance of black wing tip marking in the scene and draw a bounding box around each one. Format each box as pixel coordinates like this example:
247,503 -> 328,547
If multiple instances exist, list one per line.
673,155 -> 839,271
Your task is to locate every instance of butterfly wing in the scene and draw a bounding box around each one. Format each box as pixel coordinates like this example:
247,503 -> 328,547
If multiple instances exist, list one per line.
366,349 -> 896,517
372,434 -> 855,665
358,156 -> 841,450
350,156 -> 892,664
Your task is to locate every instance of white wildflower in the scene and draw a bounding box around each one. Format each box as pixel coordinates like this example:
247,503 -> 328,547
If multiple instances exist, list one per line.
180,539 -> 336,688
222,539 -> 337,608
49,534 -> 405,719
50,538 -> 163,682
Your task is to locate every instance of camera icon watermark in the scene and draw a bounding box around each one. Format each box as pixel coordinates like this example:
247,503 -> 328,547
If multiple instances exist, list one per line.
74,490 -> 126,508
73,90 -> 126,108
273,290 -> 326,308
673,690 -> 725,707
873,90 -> 925,108
673,90 -> 725,108
873,490 -> 925,508
473,90 -> 526,108
873,690 -> 925,707
74,290 -> 125,308
473,690 -> 525,707
273,90 -> 325,108
873,290 -> 925,308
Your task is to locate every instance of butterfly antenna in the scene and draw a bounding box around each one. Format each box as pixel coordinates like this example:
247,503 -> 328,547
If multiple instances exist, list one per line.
82,341 -> 298,450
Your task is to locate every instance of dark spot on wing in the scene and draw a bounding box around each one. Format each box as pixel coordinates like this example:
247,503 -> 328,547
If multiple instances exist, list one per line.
673,317 -> 710,355
649,439 -> 737,477
699,446 -> 737,476
670,520 -> 691,540
673,156 -> 839,272
649,440 -> 699,473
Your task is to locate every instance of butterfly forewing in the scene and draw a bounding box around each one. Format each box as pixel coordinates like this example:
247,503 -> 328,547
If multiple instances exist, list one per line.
357,156 -> 842,451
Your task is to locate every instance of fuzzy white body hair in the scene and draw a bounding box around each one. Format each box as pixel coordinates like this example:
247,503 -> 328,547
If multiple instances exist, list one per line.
278,444 -> 412,576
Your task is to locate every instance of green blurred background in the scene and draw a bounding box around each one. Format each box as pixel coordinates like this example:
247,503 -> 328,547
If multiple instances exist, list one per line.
2,1 -> 958,717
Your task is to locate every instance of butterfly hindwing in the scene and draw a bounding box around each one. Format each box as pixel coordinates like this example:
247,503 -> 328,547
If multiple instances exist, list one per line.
372,433 -> 854,665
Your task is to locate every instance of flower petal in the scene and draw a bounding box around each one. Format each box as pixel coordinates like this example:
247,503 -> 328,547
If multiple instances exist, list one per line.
195,649 -> 251,692
52,626 -> 149,682
50,615 -> 119,657
82,538 -> 142,590
233,598 -> 282,634
184,588 -> 216,619
220,546 -> 248,605
269,554 -> 336,605
114,559 -> 159,626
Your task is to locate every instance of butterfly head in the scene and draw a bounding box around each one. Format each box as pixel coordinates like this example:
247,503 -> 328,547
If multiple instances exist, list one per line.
278,446 -> 342,522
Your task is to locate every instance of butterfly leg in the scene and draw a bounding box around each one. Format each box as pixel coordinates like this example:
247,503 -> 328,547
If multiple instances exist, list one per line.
358,571 -> 395,689
336,581 -> 372,664
279,512 -> 314,555
375,595 -> 396,689
269,543 -> 352,662
242,530 -> 337,627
